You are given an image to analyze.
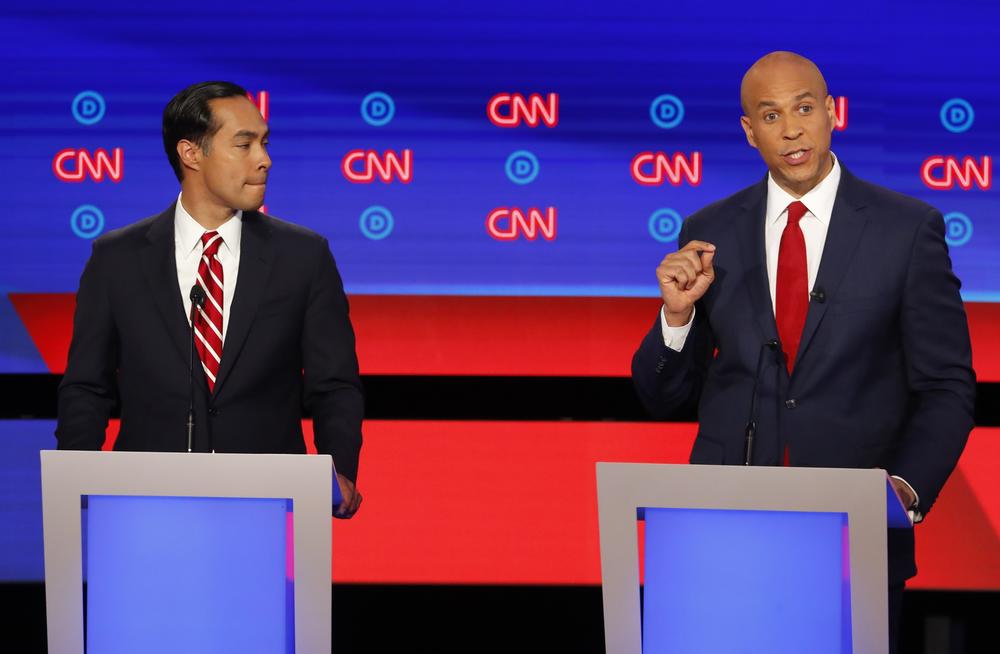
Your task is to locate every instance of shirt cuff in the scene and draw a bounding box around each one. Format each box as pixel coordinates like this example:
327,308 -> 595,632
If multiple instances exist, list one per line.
660,306 -> 695,352
891,475 -> 923,524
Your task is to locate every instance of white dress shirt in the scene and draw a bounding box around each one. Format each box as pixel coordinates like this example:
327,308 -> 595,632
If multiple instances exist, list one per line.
175,194 -> 242,340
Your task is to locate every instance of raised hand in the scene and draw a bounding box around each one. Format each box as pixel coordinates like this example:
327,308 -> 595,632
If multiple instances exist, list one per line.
656,240 -> 716,326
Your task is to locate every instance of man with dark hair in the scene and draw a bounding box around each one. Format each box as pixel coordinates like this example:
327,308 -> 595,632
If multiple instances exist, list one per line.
632,52 -> 975,651
57,81 -> 364,518
161,80 -> 250,182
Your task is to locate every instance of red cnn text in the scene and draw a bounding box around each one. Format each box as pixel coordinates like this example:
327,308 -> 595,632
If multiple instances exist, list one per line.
486,207 -> 557,241
921,156 -> 992,191
248,91 -> 269,121
342,149 -> 413,184
631,152 -> 702,186
834,96 -> 848,131
52,148 -> 124,183
487,93 -> 559,128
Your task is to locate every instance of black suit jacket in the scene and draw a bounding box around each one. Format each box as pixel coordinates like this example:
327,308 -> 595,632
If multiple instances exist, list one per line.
632,166 -> 976,583
57,204 -> 364,482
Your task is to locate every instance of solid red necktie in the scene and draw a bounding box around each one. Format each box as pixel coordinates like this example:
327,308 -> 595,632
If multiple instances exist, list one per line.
775,201 -> 809,374
193,231 -> 224,392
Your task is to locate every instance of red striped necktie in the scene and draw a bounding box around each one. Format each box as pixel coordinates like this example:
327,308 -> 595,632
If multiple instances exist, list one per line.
194,231 -> 224,392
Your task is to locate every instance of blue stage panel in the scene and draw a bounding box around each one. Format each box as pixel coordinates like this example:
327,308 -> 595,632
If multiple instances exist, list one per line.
86,495 -> 292,654
643,507 -> 851,654
0,420 -> 55,581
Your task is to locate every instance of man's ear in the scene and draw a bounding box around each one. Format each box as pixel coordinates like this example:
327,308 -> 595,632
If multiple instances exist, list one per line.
177,139 -> 201,176
740,115 -> 758,149
825,94 -> 837,133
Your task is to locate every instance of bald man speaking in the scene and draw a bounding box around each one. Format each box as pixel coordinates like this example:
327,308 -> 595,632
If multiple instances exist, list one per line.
631,52 -> 975,651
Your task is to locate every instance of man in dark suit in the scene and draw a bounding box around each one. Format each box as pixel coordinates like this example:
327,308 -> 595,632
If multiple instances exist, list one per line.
632,52 -> 975,650
57,81 -> 363,518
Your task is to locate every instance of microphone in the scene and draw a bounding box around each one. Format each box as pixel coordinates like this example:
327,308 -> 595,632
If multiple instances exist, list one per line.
744,339 -> 779,466
187,285 -> 207,453
810,287 -> 826,303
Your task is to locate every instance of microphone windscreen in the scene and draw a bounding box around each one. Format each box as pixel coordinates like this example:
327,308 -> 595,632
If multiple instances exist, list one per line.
190,284 -> 206,307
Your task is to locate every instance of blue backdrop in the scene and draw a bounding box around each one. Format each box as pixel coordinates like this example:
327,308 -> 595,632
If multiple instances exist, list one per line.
1,1 -> 996,353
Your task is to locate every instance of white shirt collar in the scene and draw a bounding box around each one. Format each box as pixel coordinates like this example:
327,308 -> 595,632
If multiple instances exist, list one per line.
765,153 -> 842,226
174,192 -> 243,256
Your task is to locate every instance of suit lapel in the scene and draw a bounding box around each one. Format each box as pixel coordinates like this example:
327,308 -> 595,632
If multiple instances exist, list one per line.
793,167 -> 870,370
139,205 -> 192,366
212,211 -> 274,397
736,178 -> 779,345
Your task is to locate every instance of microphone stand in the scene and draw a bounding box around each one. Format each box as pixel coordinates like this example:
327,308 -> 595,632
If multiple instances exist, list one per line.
744,339 -> 778,465
187,285 -> 207,453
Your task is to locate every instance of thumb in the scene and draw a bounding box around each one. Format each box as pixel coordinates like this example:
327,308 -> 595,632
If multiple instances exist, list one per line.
701,249 -> 716,278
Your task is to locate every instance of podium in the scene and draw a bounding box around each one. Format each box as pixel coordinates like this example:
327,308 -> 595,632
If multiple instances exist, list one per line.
596,463 -> 912,654
40,450 -> 335,654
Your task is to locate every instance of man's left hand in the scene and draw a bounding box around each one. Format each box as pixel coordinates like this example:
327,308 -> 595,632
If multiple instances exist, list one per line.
335,473 -> 362,519
890,477 -> 916,510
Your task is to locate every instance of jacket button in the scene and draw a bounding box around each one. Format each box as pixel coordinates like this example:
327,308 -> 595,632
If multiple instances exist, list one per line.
785,399 -> 797,409
208,408 -> 219,417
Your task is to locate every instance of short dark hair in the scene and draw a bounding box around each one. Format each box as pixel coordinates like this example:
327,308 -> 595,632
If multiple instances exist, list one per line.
162,81 -> 248,181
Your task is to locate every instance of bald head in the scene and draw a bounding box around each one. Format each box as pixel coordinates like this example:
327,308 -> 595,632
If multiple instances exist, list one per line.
740,51 -> 828,115
737,51 -> 837,197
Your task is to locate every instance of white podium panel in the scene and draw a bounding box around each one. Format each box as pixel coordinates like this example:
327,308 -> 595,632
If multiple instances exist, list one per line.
596,463 -> 910,654
41,451 -> 332,654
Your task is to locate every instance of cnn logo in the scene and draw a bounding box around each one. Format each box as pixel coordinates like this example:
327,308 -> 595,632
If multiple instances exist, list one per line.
631,152 -> 702,187
248,91 -> 269,121
833,96 -> 847,131
487,93 -> 559,128
921,156 -> 991,191
341,150 -> 412,184
53,148 -> 123,183
486,207 -> 557,241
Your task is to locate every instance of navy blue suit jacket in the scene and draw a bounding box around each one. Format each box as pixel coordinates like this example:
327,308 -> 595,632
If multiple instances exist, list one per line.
632,166 -> 975,583
57,204 -> 364,482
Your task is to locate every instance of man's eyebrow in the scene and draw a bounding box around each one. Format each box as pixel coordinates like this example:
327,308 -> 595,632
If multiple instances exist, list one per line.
232,129 -> 270,140
755,91 -> 817,110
